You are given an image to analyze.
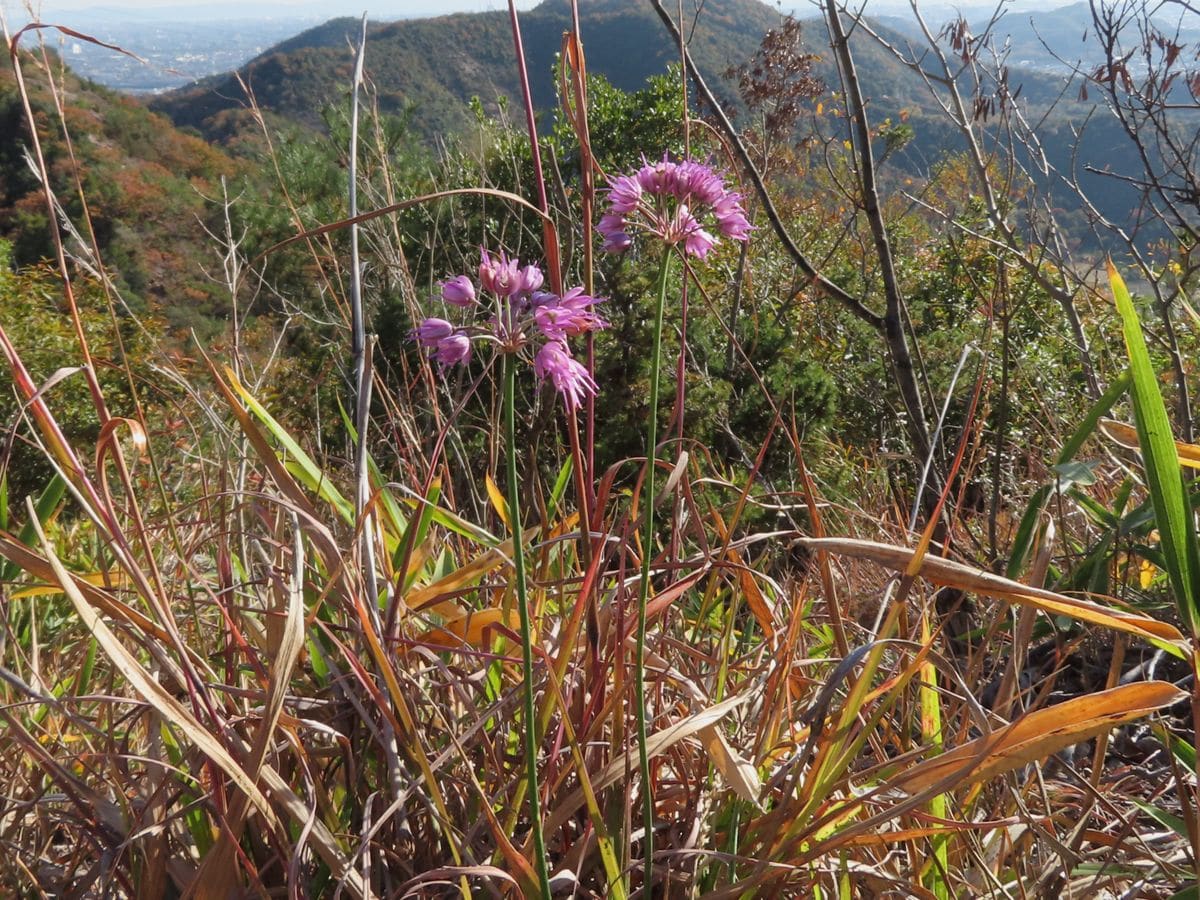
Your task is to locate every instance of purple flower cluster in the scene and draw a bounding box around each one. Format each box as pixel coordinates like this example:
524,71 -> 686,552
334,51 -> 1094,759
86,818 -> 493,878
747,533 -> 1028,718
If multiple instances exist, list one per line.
598,156 -> 752,258
414,248 -> 606,410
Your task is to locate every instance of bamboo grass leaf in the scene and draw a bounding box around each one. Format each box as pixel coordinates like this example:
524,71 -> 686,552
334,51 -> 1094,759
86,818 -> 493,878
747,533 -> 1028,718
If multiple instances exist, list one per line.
1109,261 -> 1200,631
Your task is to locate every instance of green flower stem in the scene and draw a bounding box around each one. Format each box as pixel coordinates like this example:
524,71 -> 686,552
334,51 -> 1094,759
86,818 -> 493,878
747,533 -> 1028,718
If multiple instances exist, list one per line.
503,353 -> 553,898
636,247 -> 673,892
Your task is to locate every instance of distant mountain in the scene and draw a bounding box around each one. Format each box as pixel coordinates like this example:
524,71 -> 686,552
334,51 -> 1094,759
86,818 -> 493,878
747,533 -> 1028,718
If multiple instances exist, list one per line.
143,0 -> 1180,253
151,0 -> 1104,147
149,0 -> 798,141
881,2 -> 1200,73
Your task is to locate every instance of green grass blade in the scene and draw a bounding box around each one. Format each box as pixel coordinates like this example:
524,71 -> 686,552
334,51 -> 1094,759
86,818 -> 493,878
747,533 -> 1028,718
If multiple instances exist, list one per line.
0,473 -> 67,582
1058,369 -> 1131,466
1133,799 -> 1190,840
335,396 -> 409,542
225,366 -> 355,525
547,458 -> 573,520
1109,260 -> 1200,632
1007,370 -> 1130,579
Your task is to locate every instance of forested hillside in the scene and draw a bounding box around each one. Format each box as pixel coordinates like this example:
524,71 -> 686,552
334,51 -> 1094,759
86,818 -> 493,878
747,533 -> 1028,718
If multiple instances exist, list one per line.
0,48 -> 238,333
151,0 -> 782,140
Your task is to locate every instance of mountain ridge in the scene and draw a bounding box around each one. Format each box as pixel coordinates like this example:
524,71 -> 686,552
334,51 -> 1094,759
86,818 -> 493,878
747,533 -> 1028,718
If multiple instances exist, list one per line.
149,0 -> 809,142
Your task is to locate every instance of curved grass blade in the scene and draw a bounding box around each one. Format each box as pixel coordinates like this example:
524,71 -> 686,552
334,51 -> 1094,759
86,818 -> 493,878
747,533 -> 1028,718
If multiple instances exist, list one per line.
797,537 -> 1184,646
891,681 -> 1186,794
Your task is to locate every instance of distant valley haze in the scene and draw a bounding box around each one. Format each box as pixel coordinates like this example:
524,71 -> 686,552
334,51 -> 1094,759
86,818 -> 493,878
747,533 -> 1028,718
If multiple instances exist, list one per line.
4,0 -> 534,20
5,0 -> 1080,23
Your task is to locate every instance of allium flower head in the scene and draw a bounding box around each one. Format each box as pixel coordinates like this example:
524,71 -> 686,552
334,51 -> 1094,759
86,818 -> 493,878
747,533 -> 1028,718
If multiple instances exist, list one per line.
600,154 -> 752,257
413,247 -> 607,410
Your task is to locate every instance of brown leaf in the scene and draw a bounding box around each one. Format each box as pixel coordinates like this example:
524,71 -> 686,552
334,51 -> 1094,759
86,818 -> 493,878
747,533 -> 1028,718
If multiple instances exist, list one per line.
797,538 -> 1183,645
890,681 -> 1186,794
699,725 -> 763,808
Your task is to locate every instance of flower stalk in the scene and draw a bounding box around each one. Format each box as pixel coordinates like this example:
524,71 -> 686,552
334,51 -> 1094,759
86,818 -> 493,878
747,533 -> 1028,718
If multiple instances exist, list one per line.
598,154 -> 750,893
635,245 -> 673,892
504,351 -> 553,898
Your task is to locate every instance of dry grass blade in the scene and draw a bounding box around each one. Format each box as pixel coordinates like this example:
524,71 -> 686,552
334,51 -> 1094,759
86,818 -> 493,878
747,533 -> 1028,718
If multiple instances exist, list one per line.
797,537 -> 1184,645
0,531 -> 200,661
1101,418 -> 1200,470
890,681 -> 1187,793
27,504 -> 369,898
29,507 -> 279,828
397,864 -> 519,895
700,725 -> 763,808
545,692 -> 752,833
189,522 -> 309,898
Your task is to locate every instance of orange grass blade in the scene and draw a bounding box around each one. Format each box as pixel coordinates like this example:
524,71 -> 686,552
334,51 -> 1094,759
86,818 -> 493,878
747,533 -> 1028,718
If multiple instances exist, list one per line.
890,681 -> 1186,794
1101,418 -> 1200,470
797,537 -> 1184,646
419,608 -> 522,649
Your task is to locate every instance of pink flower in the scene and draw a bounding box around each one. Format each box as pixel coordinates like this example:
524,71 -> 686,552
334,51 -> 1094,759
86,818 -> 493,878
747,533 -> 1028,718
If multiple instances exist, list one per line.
717,210 -> 752,241
637,156 -> 676,194
441,275 -> 476,308
477,249 -> 545,299
518,264 -> 544,295
414,249 -> 606,407
600,155 -> 752,257
534,341 -> 598,410
533,288 -> 607,341
434,332 -> 471,368
414,317 -> 454,346
479,248 -> 530,298
597,212 -> 632,253
607,174 -> 643,214
684,225 -> 716,259
675,159 -> 726,206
